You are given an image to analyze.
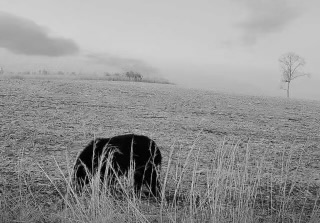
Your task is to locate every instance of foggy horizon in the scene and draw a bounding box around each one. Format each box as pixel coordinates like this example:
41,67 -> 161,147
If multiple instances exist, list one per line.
0,0 -> 319,100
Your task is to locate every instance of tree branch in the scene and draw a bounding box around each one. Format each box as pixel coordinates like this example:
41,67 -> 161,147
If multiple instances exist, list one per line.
291,61 -> 304,76
291,73 -> 309,80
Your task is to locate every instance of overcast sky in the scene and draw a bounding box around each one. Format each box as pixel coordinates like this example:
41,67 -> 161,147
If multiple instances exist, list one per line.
0,0 -> 319,100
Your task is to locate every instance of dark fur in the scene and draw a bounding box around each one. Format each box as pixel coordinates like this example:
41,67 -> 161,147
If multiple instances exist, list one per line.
73,134 -> 162,197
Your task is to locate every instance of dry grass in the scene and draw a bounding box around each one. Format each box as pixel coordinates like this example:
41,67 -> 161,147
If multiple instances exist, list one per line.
1,137 -> 319,222
1,77 -> 320,222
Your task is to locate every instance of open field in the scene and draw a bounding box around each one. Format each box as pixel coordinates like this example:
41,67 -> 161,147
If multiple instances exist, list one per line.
1,76 -> 320,222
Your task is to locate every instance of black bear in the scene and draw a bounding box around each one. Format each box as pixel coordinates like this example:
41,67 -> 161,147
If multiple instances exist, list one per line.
73,134 -> 162,197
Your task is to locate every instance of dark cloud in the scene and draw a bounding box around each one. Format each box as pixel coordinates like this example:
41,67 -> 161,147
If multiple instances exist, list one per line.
235,0 -> 303,45
86,53 -> 157,74
0,12 -> 79,56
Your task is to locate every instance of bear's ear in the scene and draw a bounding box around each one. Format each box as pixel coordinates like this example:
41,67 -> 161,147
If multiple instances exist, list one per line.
96,138 -> 104,144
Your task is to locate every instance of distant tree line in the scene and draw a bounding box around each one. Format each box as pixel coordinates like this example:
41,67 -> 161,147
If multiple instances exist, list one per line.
104,71 -> 143,82
0,67 -> 172,84
125,71 -> 143,82
0,67 -> 144,80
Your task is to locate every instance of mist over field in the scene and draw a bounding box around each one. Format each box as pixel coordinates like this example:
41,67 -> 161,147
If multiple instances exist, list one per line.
0,0 -> 319,100
1,1 -> 320,222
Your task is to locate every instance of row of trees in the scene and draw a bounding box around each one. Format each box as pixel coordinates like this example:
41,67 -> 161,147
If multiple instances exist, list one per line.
0,68 -> 144,82
125,71 -> 143,81
105,71 -> 144,82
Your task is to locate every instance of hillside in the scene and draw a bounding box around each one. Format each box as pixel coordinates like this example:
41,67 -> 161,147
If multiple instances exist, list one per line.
1,77 -> 320,222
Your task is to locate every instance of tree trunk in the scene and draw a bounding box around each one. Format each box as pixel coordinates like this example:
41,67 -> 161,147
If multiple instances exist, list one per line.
287,82 -> 290,98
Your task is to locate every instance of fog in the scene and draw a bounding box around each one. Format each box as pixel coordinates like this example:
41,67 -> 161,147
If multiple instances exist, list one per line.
0,0 -> 319,100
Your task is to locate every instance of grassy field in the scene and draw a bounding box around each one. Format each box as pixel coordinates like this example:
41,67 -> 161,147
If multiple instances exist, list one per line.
1,76 -> 320,222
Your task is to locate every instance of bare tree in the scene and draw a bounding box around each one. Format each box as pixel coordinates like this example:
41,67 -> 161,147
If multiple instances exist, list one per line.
279,52 -> 310,98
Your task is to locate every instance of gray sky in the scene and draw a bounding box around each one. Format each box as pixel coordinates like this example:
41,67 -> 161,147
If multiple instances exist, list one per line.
0,0 -> 319,100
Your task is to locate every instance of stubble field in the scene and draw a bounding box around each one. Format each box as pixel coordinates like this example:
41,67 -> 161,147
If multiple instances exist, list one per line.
1,76 -> 320,222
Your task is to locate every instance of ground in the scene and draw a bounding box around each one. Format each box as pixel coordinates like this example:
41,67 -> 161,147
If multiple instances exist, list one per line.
1,76 -> 320,222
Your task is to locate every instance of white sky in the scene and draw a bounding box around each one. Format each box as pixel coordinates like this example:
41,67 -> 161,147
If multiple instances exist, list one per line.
0,0 -> 319,100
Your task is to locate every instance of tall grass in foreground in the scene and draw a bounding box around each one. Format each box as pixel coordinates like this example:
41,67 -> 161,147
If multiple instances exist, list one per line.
1,138 -> 319,222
